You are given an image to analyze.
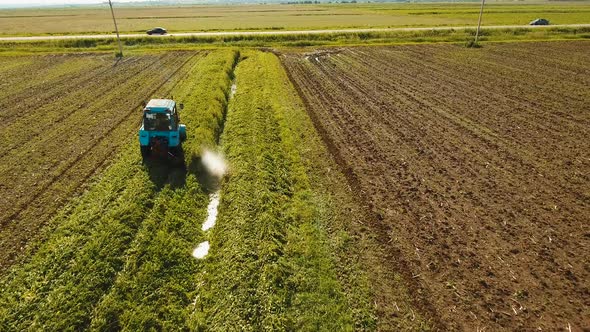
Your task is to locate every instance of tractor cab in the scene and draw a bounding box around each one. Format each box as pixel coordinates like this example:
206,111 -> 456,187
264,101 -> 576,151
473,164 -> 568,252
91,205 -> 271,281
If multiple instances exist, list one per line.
139,99 -> 186,161
144,112 -> 173,131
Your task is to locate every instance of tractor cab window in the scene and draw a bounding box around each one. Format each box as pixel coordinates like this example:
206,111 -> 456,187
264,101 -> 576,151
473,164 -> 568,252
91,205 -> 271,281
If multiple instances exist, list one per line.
144,112 -> 172,131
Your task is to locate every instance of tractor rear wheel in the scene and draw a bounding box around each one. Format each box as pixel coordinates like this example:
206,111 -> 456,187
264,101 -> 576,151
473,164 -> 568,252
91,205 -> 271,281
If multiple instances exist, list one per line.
170,145 -> 185,167
141,145 -> 151,160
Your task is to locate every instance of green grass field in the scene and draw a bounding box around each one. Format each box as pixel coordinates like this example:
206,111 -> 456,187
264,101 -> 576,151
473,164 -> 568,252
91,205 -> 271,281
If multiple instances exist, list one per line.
0,2 -> 588,330
0,2 -> 588,36
0,51 -> 234,330
1,26 -> 589,56
0,45 -> 435,330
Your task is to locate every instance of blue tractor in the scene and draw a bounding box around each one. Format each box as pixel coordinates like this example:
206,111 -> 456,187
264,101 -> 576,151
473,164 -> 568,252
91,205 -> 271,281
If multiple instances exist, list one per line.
139,99 -> 187,161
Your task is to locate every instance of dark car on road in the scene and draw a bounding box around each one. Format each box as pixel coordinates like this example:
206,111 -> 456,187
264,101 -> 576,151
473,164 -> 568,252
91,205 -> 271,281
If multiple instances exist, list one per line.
147,27 -> 167,35
529,18 -> 550,26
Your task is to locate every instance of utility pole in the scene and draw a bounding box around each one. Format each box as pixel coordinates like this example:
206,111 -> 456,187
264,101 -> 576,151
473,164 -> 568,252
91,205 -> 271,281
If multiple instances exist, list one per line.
474,0 -> 486,45
108,0 -> 123,57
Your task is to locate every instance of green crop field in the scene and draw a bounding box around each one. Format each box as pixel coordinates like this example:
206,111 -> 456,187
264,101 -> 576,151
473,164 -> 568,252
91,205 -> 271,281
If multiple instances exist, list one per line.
0,46 -> 398,329
0,49 -> 429,331
0,2 -> 589,331
0,2 -> 588,36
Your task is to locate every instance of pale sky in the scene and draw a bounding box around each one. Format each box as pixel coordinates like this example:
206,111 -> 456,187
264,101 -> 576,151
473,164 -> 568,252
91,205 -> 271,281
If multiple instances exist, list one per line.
0,0 -> 147,6
0,0 -> 96,3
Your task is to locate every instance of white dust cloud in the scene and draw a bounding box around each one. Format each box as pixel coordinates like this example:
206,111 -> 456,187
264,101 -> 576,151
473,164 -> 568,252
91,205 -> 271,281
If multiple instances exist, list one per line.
201,149 -> 227,178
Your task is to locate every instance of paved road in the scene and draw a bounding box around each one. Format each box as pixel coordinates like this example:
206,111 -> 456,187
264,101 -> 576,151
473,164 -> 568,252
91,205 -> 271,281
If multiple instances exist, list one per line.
1,24 -> 589,41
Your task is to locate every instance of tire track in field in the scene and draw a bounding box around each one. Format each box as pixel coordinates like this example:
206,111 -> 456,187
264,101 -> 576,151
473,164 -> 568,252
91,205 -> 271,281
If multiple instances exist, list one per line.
311,58 -> 454,328
0,56 -> 148,136
304,53 -> 575,319
0,57 -> 102,113
314,44 -> 588,290
335,48 -> 588,205
408,47 -> 590,125
326,50 -> 548,184
0,58 -> 34,78
481,42 -> 590,85
0,56 -> 141,127
0,56 -> 70,100
353,46 -> 590,133
0,56 -> 110,113
283,56 -> 471,330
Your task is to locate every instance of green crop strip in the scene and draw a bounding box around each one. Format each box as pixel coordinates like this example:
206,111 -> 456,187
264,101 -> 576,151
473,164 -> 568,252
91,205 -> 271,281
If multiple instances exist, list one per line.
0,148 -> 155,330
189,51 -> 376,330
90,50 -> 238,330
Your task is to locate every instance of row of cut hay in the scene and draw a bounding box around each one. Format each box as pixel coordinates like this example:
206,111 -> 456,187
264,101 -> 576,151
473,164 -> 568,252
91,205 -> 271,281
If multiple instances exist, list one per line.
189,51 -> 375,331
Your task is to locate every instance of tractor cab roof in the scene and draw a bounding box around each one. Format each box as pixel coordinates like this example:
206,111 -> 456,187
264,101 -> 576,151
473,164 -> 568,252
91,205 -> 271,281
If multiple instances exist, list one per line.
144,99 -> 175,113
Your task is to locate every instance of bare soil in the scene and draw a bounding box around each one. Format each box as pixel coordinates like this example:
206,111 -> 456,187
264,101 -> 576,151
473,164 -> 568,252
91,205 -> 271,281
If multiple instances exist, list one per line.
282,41 -> 590,331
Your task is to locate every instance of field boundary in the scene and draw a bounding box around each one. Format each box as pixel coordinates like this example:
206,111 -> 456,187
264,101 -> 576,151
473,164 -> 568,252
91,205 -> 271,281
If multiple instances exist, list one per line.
1,25 -> 588,56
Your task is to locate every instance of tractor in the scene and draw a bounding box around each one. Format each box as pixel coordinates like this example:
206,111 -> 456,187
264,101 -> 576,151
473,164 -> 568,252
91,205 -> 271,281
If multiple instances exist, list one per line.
139,99 -> 186,162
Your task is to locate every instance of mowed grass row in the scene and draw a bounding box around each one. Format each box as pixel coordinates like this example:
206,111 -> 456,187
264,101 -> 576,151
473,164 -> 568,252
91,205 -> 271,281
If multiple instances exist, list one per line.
0,50 -> 237,330
90,49 -> 238,330
189,51 -> 376,330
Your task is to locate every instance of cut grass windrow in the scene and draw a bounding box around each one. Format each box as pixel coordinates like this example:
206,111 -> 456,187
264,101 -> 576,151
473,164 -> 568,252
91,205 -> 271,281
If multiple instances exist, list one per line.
190,51 -> 376,331
90,49 -> 239,330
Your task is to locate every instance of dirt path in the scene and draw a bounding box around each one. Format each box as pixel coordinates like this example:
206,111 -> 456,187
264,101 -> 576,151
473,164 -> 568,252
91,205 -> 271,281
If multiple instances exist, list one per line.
0,24 -> 589,41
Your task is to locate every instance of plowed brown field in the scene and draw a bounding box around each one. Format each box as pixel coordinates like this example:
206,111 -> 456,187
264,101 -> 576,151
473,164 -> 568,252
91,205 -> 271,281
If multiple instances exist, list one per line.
0,52 -> 203,273
282,41 -> 590,331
